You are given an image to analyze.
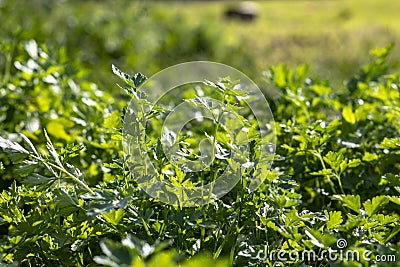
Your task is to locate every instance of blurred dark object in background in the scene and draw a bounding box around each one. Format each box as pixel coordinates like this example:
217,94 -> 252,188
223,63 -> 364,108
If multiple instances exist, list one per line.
224,1 -> 258,21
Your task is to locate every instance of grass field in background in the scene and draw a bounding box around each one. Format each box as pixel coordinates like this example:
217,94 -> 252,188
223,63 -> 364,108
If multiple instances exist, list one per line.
154,0 -> 400,89
1,0 -> 400,91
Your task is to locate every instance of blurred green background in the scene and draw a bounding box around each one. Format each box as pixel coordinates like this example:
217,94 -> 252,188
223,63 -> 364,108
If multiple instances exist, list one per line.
1,0 -> 400,93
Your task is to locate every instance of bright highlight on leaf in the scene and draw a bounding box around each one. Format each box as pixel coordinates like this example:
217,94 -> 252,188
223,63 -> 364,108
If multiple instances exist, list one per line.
342,106 -> 356,124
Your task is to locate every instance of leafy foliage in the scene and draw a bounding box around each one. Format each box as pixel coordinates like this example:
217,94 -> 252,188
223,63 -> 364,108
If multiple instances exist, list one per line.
0,39 -> 399,267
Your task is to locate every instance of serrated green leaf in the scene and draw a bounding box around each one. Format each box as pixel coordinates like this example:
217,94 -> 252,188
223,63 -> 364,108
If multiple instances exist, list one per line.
15,161 -> 38,177
323,151 -> 344,172
7,152 -> 29,163
103,208 -> 126,225
112,64 -> 147,90
23,173 -> 55,185
363,196 -> 389,216
333,195 -> 361,214
388,196 -> 400,206
0,136 -> 29,154
348,159 -> 361,168
324,210 -> 343,229
283,209 -> 301,227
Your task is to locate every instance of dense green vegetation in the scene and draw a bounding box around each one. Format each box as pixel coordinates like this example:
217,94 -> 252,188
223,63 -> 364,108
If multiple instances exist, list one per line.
1,0 -> 400,266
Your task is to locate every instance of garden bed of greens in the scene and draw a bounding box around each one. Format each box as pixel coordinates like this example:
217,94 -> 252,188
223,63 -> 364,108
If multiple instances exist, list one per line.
0,37 -> 399,266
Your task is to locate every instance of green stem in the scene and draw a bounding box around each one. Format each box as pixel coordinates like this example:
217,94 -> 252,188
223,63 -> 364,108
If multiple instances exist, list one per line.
333,172 -> 345,194
2,42 -> 14,86
315,150 -> 336,194
31,154 -> 94,194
